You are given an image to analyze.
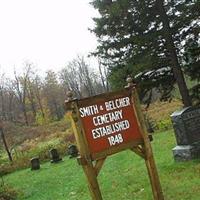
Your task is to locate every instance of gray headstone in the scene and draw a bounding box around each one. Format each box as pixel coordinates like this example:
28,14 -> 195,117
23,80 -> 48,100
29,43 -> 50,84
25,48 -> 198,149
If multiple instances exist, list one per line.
172,145 -> 196,161
30,157 -> 40,170
49,148 -> 62,163
171,106 -> 200,161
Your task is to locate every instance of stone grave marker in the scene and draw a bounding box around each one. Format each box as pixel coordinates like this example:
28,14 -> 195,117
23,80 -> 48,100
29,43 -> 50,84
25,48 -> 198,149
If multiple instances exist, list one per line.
30,157 -> 40,170
171,106 -> 200,161
49,148 -> 62,163
68,144 -> 78,158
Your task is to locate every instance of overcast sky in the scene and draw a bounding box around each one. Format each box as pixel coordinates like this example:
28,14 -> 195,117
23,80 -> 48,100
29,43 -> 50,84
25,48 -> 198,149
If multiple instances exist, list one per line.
0,0 -> 98,76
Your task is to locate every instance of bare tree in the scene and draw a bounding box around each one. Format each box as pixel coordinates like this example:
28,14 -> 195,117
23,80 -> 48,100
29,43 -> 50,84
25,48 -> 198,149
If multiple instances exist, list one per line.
97,58 -> 110,92
33,75 -> 45,119
60,56 -> 99,98
0,121 -> 13,162
60,62 -> 82,98
12,63 -> 32,125
26,74 -> 38,120
4,79 -> 16,121
76,56 -> 95,96
0,71 -> 6,120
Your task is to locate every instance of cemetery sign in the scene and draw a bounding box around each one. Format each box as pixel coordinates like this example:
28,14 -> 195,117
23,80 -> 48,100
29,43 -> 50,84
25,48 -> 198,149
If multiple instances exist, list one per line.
65,84 -> 164,200
77,90 -> 143,160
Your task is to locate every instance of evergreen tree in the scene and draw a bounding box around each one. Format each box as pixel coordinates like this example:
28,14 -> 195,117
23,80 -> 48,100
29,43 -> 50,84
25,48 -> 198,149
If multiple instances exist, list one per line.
91,0 -> 199,106
184,38 -> 200,105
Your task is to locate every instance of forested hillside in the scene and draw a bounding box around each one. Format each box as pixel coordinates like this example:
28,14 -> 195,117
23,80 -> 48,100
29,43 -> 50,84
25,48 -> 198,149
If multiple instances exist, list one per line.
0,56 -> 109,126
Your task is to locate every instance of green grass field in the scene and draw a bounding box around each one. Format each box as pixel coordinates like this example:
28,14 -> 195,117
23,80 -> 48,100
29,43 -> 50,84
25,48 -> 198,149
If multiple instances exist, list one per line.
3,130 -> 200,200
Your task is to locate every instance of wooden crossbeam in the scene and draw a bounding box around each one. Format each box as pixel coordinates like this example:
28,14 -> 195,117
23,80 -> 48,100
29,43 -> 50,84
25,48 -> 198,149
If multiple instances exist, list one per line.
94,158 -> 106,176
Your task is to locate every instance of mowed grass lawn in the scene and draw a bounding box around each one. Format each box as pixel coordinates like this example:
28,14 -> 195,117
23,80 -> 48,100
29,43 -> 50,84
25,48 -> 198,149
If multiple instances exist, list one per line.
4,130 -> 200,200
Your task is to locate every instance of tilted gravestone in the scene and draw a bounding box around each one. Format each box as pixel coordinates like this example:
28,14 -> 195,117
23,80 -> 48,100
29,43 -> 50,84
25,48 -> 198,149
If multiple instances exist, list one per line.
171,106 -> 200,161
49,148 -> 62,163
30,157 -> 40,170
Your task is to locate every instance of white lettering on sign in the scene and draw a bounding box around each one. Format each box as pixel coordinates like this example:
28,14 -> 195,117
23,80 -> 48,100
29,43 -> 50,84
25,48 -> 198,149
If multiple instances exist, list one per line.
92,120 -> 130,139
79,96 -> 132,147
93,110 -> 123,126
108,134 -> 123,146
105,97 -> 130,111
79,105 -> 99,117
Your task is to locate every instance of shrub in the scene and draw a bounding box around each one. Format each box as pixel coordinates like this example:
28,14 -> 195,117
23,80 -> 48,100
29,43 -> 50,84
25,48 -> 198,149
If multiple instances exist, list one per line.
156,118 -> 173,131
0,184 -> 18,200
35,111 -> 51,125
0,157 -> 30,176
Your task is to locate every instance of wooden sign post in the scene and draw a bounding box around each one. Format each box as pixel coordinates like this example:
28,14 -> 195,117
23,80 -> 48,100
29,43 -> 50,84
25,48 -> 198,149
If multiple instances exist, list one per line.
65,82 -> 164,200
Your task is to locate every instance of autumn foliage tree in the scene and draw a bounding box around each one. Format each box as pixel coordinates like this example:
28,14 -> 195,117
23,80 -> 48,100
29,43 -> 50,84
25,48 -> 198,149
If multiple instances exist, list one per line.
0,56 -> 109,125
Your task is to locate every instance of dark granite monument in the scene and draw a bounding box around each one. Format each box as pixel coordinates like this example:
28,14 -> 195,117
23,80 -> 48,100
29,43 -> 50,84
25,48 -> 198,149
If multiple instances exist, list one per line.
30,157 -> 40,170
171,106 -> 200,161
49,148 -> 62,163
68,144 -> 79,158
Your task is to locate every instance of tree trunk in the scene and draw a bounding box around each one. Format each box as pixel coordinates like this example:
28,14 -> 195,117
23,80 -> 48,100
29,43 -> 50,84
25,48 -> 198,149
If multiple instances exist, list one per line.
0,127 -> 13,162
98,60 -> 107,92
156,0 -> 192,107
0,90 -> 5,120
35,86 -> 45,119
22,104 -> 29,126
38,98 -> 45,119
8,93 -> 14,121
27,89 -> 37,119
53,101 -> 62,120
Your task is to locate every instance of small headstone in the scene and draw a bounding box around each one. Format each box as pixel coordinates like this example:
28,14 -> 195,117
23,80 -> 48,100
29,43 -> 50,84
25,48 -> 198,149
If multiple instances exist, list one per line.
49,148 -> 62,163
68,144 -> 79,158
30,157 -> 40,170
171,106 -> 200,161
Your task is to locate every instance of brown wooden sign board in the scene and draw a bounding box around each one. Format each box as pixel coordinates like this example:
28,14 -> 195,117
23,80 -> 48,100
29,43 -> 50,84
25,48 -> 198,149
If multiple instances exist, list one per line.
65,87 -> 164,200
